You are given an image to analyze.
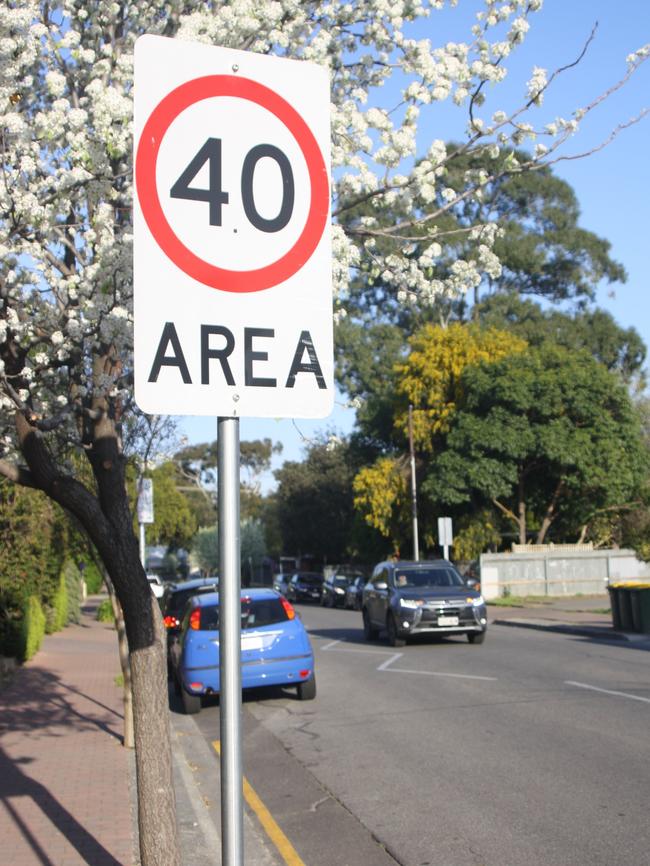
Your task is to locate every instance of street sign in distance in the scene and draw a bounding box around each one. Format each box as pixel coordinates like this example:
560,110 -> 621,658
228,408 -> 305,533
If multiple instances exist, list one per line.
438,517 -> 453,548
133,36 -> 332,419
137,478 -> 154,524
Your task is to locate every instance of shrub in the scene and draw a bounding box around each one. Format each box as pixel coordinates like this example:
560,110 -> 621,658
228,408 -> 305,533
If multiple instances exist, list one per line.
96,599 -> 115,623
21,595 -> 46,661
45,572 -> 68,634
83,561 -> 104,594
63,561 -> 82,624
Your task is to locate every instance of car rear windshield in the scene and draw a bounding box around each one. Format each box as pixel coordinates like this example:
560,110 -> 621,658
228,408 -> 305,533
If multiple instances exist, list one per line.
394,568 -> 464,588
165,585 -> 217,614
297,574 -> 323,585
197,598 -> 290,631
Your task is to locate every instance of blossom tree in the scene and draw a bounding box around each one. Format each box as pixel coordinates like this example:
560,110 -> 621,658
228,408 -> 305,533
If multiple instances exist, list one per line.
1,2 -> 647,863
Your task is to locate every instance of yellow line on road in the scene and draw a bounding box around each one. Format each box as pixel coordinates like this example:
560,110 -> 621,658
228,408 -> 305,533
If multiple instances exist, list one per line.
212,740 -> 307,866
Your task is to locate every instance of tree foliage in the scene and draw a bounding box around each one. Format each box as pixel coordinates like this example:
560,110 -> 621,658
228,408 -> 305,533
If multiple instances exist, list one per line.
133,462 -> 197,550
432,344 -> 647,544
396,323 -> 528,446
274,438 -> 359,563
352,323 -> 526,547
478,294 -> 646,385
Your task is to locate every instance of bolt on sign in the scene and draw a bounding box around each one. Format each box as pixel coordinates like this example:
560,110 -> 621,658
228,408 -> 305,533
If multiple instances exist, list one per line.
133,36 -> 333,419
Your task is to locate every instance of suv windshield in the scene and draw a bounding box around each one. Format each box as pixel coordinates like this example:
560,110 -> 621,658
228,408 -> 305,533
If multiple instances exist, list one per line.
393,568 -> 464,589
332,576 -> 349,587
197,598 -> 289,631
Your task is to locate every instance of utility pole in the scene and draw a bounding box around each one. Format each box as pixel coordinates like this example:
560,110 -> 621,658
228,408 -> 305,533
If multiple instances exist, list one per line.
408,404 -> 420,561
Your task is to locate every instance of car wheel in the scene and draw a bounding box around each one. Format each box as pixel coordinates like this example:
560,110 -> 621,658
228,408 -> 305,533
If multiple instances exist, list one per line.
467,630 -> 486,644
297,674 -> 317,700
173,672 -> 182,696
181,686 -> 202,715
362,608 -> 379,641
387,614 -> 406,648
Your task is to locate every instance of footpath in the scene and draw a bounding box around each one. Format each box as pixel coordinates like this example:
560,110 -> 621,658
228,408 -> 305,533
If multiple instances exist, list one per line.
1,594 -> 647,866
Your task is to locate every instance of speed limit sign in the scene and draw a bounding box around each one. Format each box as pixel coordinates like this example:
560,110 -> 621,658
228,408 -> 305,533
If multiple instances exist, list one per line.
133,36 -> 332,418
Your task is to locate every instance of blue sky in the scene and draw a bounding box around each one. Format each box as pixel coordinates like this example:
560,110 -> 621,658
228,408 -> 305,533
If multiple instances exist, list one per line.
176,0 -> 650,488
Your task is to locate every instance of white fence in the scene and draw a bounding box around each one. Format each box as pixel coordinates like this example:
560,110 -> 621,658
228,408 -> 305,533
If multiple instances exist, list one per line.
479,548 -> 650,599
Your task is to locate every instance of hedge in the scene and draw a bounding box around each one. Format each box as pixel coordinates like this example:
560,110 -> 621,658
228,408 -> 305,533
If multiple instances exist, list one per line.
21,595 -> 46,661
63,560 -> 82,624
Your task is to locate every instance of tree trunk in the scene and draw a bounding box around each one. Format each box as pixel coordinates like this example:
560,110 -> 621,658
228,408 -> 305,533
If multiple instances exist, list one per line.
105,573 -> 134,750
535,479 -> 565,545
518,476 -> 526,545
129,596 -> 179,866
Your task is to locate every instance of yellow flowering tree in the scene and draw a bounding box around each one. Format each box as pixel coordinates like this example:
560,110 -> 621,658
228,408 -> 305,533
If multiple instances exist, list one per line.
353,323 -> 527,552
395,323 -> 527,450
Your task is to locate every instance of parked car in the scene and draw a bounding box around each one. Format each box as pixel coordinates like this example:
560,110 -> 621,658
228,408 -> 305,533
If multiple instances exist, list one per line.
286,572 -> 324,603
344,575 -> 366,610
146,573 -> 165,599
160,577 -> 219,672
361,560 -> 487,647
272,573 -> 291,596
170,588 -> 316,714
320,573 -> 353,607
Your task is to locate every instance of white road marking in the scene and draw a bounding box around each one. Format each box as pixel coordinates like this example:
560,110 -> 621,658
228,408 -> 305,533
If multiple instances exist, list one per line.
377,653 -> 403,671
320,639 -> 396,655
320,640 -> 497,681
384,665 -> 497,682
566,680 -> 650,704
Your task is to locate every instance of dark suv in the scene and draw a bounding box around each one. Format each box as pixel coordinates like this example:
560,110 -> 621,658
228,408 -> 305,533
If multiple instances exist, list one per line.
361,560 -> 487,647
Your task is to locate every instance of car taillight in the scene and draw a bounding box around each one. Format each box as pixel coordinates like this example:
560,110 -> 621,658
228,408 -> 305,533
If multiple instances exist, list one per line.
163,615 -> 179,629
189,608 -> 201,630
280,597 -> 296,620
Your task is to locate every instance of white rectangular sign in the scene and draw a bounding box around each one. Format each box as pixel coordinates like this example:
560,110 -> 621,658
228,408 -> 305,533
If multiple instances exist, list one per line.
438,517 -> 453,547
133,36 -> 333,419
137,478 -> 154,524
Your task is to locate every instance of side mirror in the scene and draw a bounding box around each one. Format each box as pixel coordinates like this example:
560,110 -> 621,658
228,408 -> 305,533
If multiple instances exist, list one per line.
465,577 -> 480,591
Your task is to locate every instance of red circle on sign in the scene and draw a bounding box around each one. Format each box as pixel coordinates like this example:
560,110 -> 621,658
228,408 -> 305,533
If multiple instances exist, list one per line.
135,75 -> 329,293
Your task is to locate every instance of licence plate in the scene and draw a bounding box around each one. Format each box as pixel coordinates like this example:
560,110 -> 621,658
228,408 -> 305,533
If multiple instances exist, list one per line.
241,635 -> 263,651
437,615 -> 459,626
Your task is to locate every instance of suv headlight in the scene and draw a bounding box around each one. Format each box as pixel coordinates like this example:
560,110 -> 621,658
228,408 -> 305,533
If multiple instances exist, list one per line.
470,595 -> 485,607
334,587 -> 344,594
400,598 -> 424,609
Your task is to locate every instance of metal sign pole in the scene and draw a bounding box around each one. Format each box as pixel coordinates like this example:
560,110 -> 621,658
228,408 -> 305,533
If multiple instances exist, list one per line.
408,405 -> 420,561
217,416 -> 243,866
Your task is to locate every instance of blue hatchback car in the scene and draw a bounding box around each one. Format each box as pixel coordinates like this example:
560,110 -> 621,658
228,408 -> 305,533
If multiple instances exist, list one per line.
171,588 -> 316,714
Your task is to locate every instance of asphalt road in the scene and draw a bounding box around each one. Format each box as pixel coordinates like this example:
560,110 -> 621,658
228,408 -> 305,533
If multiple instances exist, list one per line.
188,603 -> 650,866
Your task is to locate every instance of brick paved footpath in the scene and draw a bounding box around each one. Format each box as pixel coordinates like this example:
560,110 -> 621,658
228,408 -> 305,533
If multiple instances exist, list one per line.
0,600 -> 138,866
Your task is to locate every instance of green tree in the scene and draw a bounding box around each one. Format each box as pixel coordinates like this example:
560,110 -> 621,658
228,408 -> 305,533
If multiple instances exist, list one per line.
352,323 -> 526,551
241,520 -> 267,585
132,462 -> 197,550
443,147 -> 627,307
191,527 -> 219,575
274,438 -> 359,564
478,294 -> 646,385
431,345 -> 646,545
